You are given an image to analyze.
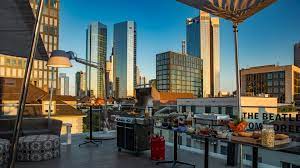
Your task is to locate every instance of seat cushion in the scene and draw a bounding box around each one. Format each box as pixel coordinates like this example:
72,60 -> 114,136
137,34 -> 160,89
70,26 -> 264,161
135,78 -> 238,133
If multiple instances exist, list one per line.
17,134 -> 60,162
22,129 -> 52,136
0,138 -> 10,166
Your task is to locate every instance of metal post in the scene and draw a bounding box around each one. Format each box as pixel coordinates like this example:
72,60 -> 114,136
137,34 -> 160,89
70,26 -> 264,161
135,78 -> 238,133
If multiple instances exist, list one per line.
48,67 -> 55,126
233,23 -> 243,168
233,23 -> 241,119
8,0 -> 44,167
204,138 -> 209,168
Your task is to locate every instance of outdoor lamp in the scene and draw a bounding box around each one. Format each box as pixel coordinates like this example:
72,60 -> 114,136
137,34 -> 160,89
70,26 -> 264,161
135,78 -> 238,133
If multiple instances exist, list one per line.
47,50 -> 72,68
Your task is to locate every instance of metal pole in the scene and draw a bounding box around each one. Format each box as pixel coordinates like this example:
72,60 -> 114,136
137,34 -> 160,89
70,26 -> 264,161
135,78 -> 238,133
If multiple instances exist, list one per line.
48,67 -> 55,125
8,0 -> 44,167
233,23 -> 241,119
233,23 -> 243,168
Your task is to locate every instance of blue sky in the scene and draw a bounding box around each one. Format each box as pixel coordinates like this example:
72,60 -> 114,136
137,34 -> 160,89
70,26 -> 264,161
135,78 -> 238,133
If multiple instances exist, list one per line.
59,0 -> 300,96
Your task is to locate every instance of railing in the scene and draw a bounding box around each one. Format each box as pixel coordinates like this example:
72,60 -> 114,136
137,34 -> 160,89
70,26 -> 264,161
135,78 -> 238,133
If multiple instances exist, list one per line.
0,103 -> 117,136
152,105 -> 300,168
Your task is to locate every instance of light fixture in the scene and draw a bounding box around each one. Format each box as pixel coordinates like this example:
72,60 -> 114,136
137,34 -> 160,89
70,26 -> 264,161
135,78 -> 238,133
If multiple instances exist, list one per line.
47,50 -> 72,68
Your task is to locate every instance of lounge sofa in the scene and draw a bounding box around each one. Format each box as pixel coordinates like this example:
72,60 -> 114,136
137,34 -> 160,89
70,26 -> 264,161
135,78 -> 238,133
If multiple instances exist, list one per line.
0,118 -> 62,140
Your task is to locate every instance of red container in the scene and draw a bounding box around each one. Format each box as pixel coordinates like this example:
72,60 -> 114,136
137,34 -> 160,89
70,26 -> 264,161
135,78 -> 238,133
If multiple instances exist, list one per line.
150,135 -> 165,160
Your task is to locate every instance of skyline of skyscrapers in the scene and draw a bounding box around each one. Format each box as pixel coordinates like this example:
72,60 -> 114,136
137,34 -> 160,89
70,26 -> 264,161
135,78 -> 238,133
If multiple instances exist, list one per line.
86,22 -> 107,98
59,73 -> 69,95
186,11 -> 220,97
75,71 -> 86,97
113,21 -> 137,98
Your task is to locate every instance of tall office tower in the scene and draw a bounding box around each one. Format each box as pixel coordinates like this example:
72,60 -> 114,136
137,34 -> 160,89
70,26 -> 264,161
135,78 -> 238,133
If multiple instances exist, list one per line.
136,65 -> 141,86
59,73 -> 69,95
113,21 -> 137,98
75,71 -> 86,97
86,22 -> 107,98
294,42 -> 300,67
210,18 -> 220,97
0,0 -> 60,93
186,11 -> 220,97
106,55 -> 114,97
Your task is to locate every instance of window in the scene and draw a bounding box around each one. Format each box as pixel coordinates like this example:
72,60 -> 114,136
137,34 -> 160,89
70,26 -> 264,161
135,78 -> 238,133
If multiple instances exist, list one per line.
205,106 -> 211,113
225,107 -> 233,117
218,107 -> 222,114
191,106 -> 196,113
5,58 -> 11,65
220,146 -> 227,155
182,106 -> 186,113
267,73 -> 272,79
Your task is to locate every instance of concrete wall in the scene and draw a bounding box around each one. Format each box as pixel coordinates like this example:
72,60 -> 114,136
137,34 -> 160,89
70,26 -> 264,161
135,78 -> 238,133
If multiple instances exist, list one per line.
52,116 -> 84,134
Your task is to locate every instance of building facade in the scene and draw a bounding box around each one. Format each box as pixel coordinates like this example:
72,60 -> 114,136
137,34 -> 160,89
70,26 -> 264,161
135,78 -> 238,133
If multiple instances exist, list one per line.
113,21 -> 137,98
106,55 -> 114,97
156,51 -> 202,97
177,96 -> 277,118
294,42 -> 300,67
0,0 -> 60,93
86,22 -> 107,98
186,11 -> 220,97
241,65 -> 300,106
75,71 -> 86,97
59,73 -> 69,95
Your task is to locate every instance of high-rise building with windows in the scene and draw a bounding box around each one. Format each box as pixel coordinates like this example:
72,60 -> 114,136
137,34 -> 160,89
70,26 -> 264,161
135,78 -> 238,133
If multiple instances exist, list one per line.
294,42 -> 300,67
241,64 -> 300,106
106,54 -> 114,97
113,21 -> 137,98
75,71 -> 86,97
156,51 -> 202,97
86,22 -> 107,98
136,65 -> 141,86
186,11 -> 220,97
59,73 -> 69,95
0,0 -> 60,93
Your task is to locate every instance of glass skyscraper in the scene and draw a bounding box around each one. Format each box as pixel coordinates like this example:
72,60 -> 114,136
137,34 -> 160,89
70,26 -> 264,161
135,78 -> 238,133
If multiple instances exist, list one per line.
59,73 -> 69,95
156,51 -> 202,97
75,71 -> 86,97
294,42 -> 300,67
186,11 -> 220,97
86,22 -> 107,98
113,21 -> 137,98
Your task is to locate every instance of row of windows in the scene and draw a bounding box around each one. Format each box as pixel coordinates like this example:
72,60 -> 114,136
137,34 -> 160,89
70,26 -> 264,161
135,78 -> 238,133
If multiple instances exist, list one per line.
43,25 -> 58,36
0,67 -> 56,80
157,58 -> 201,69
157,68 -> 200,75
246,71 -> 285,81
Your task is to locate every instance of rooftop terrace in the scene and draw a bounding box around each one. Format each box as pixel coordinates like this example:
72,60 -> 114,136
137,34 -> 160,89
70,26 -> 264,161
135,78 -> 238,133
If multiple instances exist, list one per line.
15,134 -> 238,168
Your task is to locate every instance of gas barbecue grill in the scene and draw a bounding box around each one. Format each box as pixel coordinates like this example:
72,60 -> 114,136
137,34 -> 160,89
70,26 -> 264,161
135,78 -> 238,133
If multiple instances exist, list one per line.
115,117 -> 153,154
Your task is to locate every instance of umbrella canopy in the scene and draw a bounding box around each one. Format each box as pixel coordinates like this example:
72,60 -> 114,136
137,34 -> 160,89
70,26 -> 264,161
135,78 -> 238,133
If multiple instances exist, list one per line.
177,0 -> 276,24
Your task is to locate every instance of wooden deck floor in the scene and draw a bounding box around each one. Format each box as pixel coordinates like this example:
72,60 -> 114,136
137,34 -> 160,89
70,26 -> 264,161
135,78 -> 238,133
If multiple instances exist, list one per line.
15,134 -> 237,168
